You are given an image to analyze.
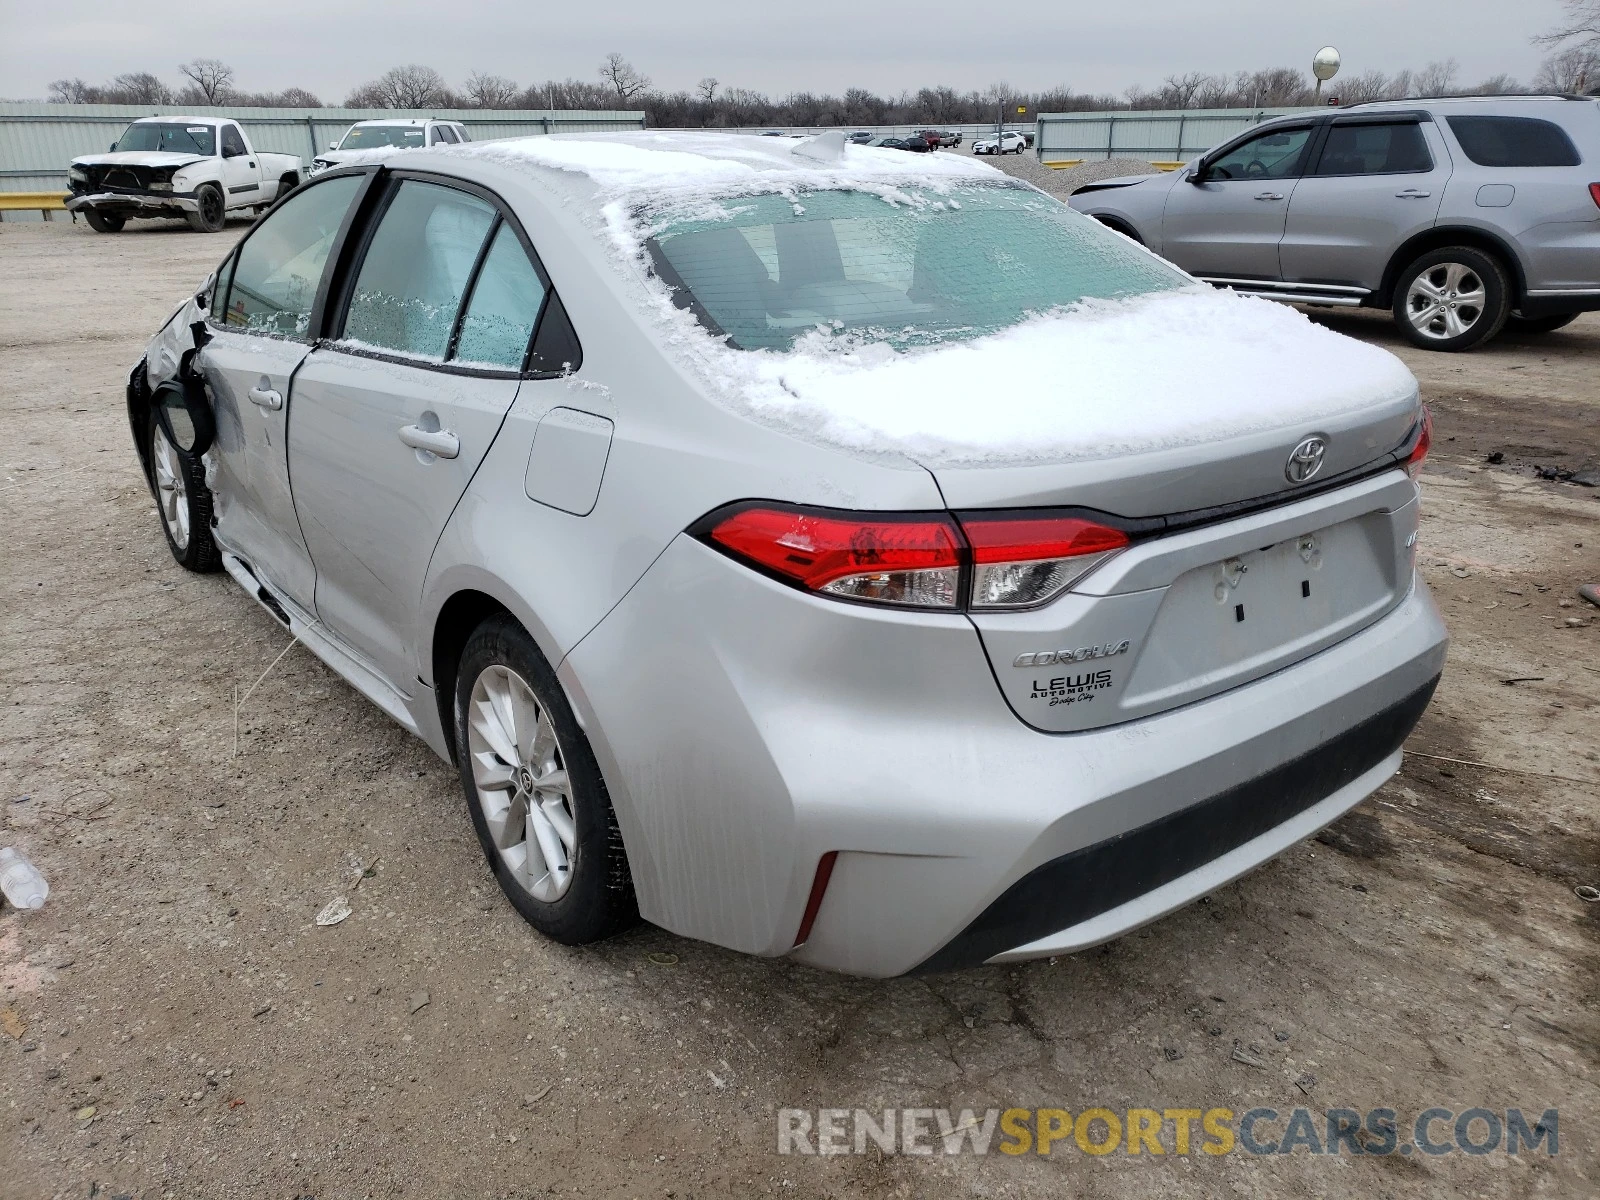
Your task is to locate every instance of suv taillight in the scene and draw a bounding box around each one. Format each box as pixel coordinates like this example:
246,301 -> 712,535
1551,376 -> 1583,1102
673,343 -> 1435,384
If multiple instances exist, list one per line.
1406,407 -> 1433,480
1590,182 -> 1600,209
700,503 -> 1128,611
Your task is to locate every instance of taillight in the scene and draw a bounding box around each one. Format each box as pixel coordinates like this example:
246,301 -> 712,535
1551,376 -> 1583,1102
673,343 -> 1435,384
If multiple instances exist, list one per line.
700,503 -> 1129,611
1590,182 -> 1600,209
961,514 -> 1130,609
1406,407 -> 1432,480
705,506 -> 963,608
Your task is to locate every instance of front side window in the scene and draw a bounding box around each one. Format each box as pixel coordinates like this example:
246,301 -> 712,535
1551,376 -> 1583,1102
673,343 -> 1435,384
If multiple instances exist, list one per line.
221,174 -> 362,336
454,224 -> 548,367
1208,127 -> 1312,180
1446,116 -> 1581,167
1313,122 -> 1432,175
115,122 -> 215,156
339,125 -> 426,150
429,126 -> 451,145
209,252 -> 237,322
340,180 -> 495,360
645,183 -> 1184,353
220,125 -> 248,157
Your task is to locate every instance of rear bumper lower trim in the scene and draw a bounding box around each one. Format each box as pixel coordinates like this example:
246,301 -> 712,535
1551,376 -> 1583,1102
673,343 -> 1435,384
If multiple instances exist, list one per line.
912,674 -> 1439,973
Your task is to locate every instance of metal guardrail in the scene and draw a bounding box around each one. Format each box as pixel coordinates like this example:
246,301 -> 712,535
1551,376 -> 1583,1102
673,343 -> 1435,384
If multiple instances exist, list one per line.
0,191 -> 65,218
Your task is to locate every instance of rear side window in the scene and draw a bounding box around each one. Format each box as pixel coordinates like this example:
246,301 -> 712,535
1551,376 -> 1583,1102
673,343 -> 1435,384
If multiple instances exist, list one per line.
454,225 -> 548,367
341,180 -> 495,360
1314,122 -> 1432,175
1446,116 -> 1581,167
222,174 -> 362,336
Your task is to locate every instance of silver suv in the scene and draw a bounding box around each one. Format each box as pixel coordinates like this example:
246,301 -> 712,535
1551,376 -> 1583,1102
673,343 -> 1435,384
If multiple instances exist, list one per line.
1069,95 -> 1600,350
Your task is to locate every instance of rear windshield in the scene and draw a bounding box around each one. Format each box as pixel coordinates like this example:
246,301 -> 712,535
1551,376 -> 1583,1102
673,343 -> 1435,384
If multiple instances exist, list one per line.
339,125 -> 426,150
115,123 -> 214,156
1446,116 -> 1581,167
644,183 -> 1184,352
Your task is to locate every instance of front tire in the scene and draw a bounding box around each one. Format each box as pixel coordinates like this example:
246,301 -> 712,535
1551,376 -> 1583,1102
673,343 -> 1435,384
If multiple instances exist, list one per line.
454,616 -> 637,945
1392,246 -> 1509,351
83,209 -> 124,233
185,184 -> 226,233
147,411 -> 220,572
1505,312 -> 1579,335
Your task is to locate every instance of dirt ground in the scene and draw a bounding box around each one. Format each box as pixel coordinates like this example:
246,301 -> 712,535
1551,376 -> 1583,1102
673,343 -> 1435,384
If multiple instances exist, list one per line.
1,216 -> 1596,1200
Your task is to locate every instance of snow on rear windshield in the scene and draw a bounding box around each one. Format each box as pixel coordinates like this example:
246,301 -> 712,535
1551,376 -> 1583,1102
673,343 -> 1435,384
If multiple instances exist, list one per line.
643,182 -> 1184,352
115,123 -> 214,156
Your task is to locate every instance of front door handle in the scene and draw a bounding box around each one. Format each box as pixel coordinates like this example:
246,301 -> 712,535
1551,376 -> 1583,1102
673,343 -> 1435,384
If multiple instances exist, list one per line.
1395,189 -> 1432,198
247,385 -> 282,410
399,424 -> 459,460
1254,191 -> 1284,201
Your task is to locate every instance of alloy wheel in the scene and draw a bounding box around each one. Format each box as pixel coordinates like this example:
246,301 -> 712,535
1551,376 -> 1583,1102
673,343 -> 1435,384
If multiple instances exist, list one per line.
151,423 -> 190,550
1405,262 -> 1486,341
465,664 -> 577,902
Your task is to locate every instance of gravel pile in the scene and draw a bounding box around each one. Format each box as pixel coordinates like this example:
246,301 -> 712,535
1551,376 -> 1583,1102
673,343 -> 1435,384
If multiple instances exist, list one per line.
965,151 -> 1161,199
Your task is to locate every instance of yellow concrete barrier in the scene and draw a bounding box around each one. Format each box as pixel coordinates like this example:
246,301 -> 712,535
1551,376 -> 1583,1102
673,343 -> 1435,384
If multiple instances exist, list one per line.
0,192 -> 68,219
1042,159 -> 1084,170
1150,161 -> 1187,171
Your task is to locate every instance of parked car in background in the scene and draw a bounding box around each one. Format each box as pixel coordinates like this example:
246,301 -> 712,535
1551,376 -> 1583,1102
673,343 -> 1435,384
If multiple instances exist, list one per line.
128,131 -> 1443,978
310,119 -> 471,175
66,117 -> 303,233
974,131 -> 1027,155
847,131 -> 875,144
918,129 -> 959,148
897,133 -> 934,153
1068,95 -> 1600,350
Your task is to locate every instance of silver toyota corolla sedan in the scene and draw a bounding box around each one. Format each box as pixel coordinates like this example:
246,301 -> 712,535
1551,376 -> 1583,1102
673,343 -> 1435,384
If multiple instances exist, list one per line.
128,131 -> 1446,977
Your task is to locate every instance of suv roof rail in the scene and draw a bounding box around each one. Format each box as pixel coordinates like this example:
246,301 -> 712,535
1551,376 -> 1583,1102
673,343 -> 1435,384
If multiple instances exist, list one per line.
1340,93 -> 1596,109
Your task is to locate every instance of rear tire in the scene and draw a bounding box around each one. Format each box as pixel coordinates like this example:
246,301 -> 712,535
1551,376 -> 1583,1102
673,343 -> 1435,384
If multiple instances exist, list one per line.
147,410 -> 220,572
1391,246 -> 1509,352
1505,312 -> 1579,335
185,184 -> 226,233
83,209 -> 124,233
454,615 -> 637,945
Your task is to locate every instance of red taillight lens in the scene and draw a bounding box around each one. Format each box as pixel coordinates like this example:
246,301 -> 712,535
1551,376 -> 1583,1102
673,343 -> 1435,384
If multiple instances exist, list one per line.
1590,182 -> 1600,209
961,514 -> 1130,609
707,506 -> 963,608
1406,407 -> 1432,480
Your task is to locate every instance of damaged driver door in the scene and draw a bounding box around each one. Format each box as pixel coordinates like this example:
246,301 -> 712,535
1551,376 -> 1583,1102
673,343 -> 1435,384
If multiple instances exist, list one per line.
201,172 -> 368,612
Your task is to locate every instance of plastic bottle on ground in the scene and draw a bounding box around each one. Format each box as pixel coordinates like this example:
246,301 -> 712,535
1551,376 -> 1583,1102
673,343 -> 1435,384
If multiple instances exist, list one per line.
0,847 -> 48,910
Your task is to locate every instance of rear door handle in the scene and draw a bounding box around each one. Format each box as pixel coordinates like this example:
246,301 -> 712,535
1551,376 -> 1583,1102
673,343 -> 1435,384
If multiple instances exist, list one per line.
1254,192 -> 1284,201
1395,189 -> 1432,198
398,424 -> 459,460
247,385 -> 282,410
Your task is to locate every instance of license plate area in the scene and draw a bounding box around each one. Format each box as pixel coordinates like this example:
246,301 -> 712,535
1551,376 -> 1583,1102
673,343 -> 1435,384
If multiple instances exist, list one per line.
1119,514 -> 1401,712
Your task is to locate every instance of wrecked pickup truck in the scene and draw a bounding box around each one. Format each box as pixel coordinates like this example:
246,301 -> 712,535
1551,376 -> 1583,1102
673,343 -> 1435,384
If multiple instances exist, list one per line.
66,117 -> 303,233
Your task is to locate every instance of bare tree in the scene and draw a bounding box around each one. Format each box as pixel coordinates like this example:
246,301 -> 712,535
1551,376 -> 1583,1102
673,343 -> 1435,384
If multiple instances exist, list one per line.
462,71 -> 520,108
1536,0 -> 1600,50
48,78 -> 95,103
177,58 -> 235,105
1159,72 -> 1206,108
598,53 -> 651,103
346,64 -> 451,108
1413,59 -> 1461,97
697,77 -> 719,104
1534,44 -> 1600,90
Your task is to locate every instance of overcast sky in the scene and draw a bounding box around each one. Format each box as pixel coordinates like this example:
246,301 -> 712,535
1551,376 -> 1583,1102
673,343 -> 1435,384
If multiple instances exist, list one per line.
0,0 -> 1563,102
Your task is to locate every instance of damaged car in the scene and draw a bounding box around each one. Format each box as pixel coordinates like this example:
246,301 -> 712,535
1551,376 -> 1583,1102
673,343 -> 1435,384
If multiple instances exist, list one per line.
126,131 -> 1446,977
67,116 -> 303,233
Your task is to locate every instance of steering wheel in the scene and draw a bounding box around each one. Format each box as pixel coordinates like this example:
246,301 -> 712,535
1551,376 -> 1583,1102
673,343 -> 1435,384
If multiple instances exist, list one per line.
1244,160 -> 1269,179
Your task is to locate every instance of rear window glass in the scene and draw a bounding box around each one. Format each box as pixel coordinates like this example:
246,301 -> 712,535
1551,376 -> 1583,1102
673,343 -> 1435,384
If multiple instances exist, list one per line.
1315,123 -> 1432,175
644,183 -> 1183,352
1446,116 -> 1581,167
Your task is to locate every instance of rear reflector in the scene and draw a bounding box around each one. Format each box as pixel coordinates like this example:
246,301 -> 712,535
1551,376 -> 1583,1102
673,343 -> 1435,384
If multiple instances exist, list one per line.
793,851 -> 838,947
706,506 -> 963,608
961,514 -> 1130,609
1406,407 -> 1432,480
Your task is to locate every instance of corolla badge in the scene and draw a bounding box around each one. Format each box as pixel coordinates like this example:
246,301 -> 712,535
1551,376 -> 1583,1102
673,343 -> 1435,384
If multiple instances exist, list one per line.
1285,435 -> 1328,484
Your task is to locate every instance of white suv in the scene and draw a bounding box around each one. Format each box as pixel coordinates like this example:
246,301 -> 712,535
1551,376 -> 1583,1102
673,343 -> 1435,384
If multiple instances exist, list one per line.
310,119 -> 471,174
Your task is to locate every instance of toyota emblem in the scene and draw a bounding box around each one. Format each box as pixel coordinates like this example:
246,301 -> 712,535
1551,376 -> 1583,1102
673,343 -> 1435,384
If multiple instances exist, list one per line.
1285,436 -> 1328,484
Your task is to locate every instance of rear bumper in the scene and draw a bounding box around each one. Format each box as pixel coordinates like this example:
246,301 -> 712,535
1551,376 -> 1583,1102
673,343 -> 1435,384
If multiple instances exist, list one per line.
564,533 -> 1448,978
66,190 -> 200,216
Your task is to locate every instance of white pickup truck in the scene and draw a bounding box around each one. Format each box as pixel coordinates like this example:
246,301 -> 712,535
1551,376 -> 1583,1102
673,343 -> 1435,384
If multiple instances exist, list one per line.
66,117 -> 303,233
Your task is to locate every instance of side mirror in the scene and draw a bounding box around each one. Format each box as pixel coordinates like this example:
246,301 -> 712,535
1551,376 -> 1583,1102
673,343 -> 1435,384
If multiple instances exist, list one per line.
152,379 -> 216,457
1189,162 -> 1210,184
110,142 -> 117,152
222,146 -> 241,159
329,141 -> 339,149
